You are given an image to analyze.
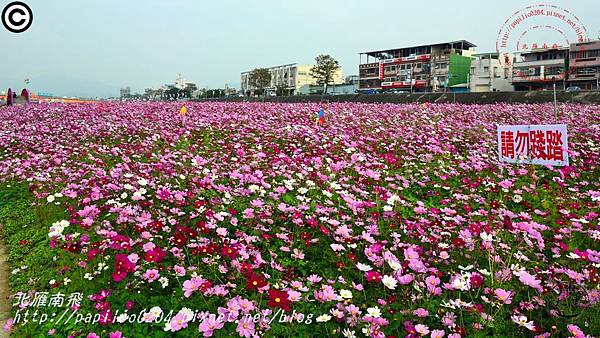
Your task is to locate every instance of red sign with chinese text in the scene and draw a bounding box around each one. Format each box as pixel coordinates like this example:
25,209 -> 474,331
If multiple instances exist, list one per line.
497,124 -> 569,166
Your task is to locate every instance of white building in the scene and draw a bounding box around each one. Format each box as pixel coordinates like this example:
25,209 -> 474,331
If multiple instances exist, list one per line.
469,53 -> 514,92
241,63 -> 343,96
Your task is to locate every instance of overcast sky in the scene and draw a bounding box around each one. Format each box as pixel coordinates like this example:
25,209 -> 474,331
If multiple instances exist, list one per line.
1,0 -> 598,97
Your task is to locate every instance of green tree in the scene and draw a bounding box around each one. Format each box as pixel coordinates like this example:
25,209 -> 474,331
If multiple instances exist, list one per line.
275,83 -> 290,96
310,54 -> 340,94
248,68 -> 272,96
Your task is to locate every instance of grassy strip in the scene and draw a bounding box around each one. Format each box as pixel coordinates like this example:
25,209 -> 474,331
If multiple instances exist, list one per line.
0,183 -> 69,337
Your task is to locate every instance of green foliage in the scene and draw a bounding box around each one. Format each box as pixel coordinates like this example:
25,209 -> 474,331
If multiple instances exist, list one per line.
310,55 -> 340,87
248,68 -> 272,96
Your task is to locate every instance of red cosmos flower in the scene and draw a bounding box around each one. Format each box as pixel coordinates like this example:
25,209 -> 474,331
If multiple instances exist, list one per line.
267,289 -> 291,312
177,226 -> 198,239
221,245 -> 239,259
194,200 -> 206,209
98,309 -> 113,326
240,262 -> 253,276
114,254 -> 135,272
365,271 -> 382,283
95,301 -> 110,311
452,238 -> 465,247
196,221 -> 210,234
246,273 -> 267,291
454,326 -> 467,336
144,247 -> 166,263
470,272 -> 484,288
151,220 -> 164,231
112,269 -> 128,282
199,280 -> 213,292
171,233 -> 188,247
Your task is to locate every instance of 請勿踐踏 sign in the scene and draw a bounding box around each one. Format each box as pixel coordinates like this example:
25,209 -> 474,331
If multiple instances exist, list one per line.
497,124 -> 568,166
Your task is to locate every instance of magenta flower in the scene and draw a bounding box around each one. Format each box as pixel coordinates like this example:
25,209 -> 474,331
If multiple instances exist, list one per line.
567,324 -> 584,338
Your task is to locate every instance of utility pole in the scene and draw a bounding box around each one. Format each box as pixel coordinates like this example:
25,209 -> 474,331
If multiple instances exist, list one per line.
552,76 -> 558,122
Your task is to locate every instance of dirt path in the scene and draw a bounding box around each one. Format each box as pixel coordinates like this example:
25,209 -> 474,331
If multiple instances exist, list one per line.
0,231 -> 11,338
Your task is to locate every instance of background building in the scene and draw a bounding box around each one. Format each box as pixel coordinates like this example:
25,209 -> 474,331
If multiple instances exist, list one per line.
358,40 -> 476,93
241,63 -> 344,96
511,47 -> 568,91
469,52 -> 514,92
567,40 -> 600,90
120,86 -> 131,98
296,75 -> 359,95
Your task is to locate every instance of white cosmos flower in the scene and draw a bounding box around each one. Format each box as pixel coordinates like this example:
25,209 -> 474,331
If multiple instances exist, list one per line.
316,314 -> 332,322
387,260 -> 402,271
382,275 -> 397,290
116,313 -> 129,323
366,307 -> 381,318
512,194 -> 523,203
356,263 -> 372,272
339,289 -> 353,299
480,232 -> 493,242
342,329 -> 356,338
149,306 -> 163,317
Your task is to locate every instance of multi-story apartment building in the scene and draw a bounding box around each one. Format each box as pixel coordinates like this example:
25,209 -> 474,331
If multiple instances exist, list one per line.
511,47 -> 568,91
241,63 -> 343,95
567,40 -> 600,90
469,52 -> 514,92
358,40 -> 476,92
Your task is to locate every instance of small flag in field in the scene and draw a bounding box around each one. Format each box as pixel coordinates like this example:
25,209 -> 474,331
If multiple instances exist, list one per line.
179,105 -> 187,116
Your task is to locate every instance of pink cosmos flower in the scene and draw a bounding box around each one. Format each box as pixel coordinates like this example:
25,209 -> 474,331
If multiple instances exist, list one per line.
431,329 -> 446,338
518,271 -> 543,292
494,288 -> 513,304
397,274 -> 414,285
414,324 -> 430,336
174,265 -> 186,276
236,316 -> 255,338
170,312 -> 189,332
3,319 -> 14,333
198,314 -> 224,337
143,269 -> 159,282
413,308 -> 429,318
567,324 -> 584,338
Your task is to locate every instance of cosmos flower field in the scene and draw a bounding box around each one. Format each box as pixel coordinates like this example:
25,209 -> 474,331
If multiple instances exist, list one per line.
0,102 -> 598,338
